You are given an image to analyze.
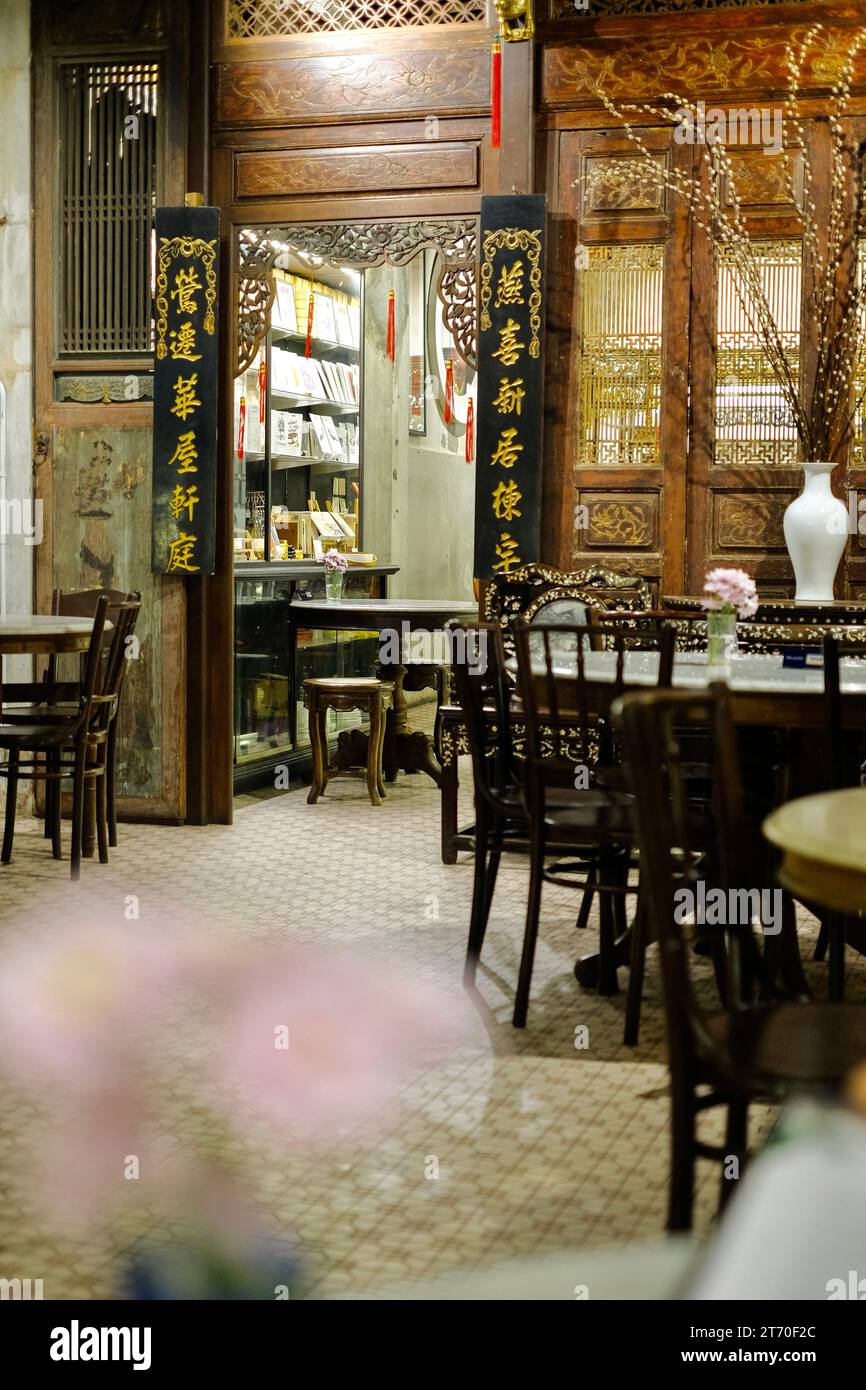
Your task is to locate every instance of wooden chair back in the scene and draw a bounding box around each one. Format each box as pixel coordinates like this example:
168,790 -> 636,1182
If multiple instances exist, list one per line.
823,635 -> 866,790
512,619 -> 675,803
446,619 -> 516,817
615,687 -> 765,1083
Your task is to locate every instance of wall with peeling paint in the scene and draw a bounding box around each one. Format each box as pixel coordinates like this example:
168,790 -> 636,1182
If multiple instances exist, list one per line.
0,0 -> 34,650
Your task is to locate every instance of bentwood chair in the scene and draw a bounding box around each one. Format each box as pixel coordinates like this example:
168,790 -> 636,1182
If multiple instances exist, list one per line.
3,589 -> 142,853
807,636 -> 866,996
617,686 -> 866,1231
0,595 -> 112,879
510,620 -> 675,1028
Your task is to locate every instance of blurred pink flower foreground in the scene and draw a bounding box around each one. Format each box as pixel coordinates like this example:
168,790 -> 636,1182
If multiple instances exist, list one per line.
0,909 -> 459,1224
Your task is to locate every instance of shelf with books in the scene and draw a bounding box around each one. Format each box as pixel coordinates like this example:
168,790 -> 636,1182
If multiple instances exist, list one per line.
270,327 -> 359,361
271,389 -> 358,416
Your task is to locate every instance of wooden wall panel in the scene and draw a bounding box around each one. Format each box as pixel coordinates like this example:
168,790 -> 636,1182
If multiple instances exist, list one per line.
50,426 -> 184,818
215,46 -> 491,128
234,142 -> 479,199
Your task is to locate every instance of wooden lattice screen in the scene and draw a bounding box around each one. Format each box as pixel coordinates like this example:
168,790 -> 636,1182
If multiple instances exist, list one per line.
58,60 -> 160,356
226,0 -> 486,40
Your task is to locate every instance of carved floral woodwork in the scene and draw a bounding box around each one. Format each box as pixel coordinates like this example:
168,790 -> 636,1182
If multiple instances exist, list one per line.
542,17 -> 866,107
234,144 -> 479,200
236,219 -> 478,376
225,0 -> 486,41
582,154 -> 667,214
585,499 -> 654,548
216,49 -> 490,128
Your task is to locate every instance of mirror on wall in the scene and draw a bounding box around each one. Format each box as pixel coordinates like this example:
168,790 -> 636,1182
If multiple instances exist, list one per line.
233,227 -> 477,602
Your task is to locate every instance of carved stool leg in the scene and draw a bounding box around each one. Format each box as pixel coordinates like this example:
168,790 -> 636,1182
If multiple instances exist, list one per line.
307,695 -> 325,805
317,708 -> 331,792
366,696 -> 384,806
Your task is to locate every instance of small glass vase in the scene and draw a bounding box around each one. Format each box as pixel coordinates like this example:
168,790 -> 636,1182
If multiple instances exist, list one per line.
706,609 -> 738,669
325,570 -> 344,602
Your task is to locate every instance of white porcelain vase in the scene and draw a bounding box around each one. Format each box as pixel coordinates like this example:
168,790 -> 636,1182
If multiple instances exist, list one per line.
782,462 -> 848,602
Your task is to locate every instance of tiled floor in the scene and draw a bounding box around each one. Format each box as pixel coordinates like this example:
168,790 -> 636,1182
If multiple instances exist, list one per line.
0,723 -> 855,1300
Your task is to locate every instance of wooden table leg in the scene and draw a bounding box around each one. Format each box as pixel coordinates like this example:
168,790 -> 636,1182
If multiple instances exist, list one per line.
440,748 -> 459,864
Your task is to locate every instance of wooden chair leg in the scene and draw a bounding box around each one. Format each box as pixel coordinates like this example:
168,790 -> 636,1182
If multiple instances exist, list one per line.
96,773 -> 109,865
70,744 -> 87,881
43,751 -> 53,838
366,700 -> 383,806
720,1098 -> 748,1213
668,1090 -> 697,1233
465,811 -> 494,985
814,915 -> 829,961
2,749 -> 19,864
624,895 -> 647,1047
107,722 -> 119,848
307,699 -> 324,805
50,753 -> 63,860
513,827 -> 545,1028
575,865 -> 596,931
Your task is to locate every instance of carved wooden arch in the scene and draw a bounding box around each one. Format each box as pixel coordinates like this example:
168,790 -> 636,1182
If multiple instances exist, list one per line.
236,218 -> 478,376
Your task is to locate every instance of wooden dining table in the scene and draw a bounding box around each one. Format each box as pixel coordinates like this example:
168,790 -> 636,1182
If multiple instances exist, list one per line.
527,648 -> 866,995
0,615 -> 101,656
764,788 -> 866,917
0,614 -> 111,860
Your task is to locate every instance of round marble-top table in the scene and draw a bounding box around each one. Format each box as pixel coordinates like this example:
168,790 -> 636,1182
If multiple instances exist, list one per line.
764,788 -> 866,916
0,615 -> 107,655
526,649 -> 866,729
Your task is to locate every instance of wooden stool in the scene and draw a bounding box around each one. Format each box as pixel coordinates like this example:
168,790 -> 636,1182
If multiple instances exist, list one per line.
304,678 -> 394,807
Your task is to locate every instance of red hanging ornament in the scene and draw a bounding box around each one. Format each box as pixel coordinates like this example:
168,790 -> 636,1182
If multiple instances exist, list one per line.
304,290 -> 315,359
386,288 -> 396,363
465,396 -> 475,464
258,356 -> 267,401
237,395 -> 246,460
444,357 -> 455,424
491,39 -> 502,151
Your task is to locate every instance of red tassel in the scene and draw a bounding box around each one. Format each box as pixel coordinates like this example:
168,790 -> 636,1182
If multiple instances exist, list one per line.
237,395 -> 246,460
304,291 -> 315,359
491,39 -> 502,150
386,288 -> 396,363
465,396 -> 475,464
444,358 -> 455,424
258,356 -> 267,401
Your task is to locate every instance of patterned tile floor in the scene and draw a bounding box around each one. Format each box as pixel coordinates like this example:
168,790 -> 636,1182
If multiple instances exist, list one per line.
0,718 -> 857,1300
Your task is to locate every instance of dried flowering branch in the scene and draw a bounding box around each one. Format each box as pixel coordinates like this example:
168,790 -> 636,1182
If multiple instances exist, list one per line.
582,22 -> 866,463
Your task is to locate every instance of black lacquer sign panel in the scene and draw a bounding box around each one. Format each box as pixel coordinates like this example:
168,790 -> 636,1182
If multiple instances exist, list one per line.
152,206 -> 220,576
474,195 -> 545,580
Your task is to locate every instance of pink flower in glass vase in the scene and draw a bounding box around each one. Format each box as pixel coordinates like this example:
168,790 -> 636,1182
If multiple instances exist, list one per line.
702,566 -> 759,619
322,548 -> 348,573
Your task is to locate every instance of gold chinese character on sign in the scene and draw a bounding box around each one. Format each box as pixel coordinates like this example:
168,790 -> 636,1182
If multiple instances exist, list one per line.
171,266 -> 203,315
171,373 -> 201,423
492,478 -> 523,522
490,427 -> 523,470
168,483 -> 200,524
493,376 -> 525,416
492,318 -> 525,367
492,532 -> 521,574
169,321 -> 202,362
166,431 -> 199,474
166,531 -> 200,574
495,260 -> 525,309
